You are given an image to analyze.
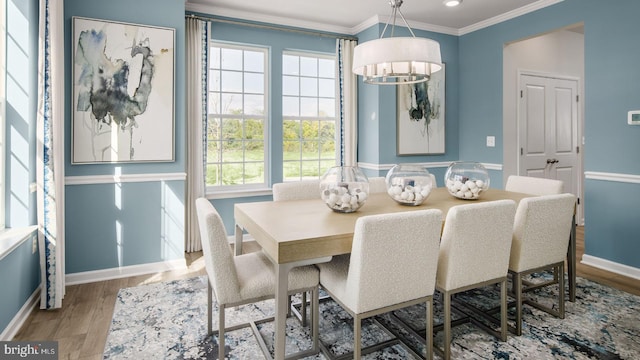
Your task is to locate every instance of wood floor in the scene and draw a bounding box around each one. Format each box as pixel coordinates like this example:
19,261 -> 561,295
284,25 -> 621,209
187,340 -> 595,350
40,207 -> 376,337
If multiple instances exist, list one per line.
11,226 -> 640,360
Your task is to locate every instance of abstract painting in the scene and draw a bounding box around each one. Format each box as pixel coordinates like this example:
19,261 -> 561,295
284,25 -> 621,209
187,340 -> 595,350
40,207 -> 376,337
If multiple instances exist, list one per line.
396,64 -> 445,155
72,17 -> 175,163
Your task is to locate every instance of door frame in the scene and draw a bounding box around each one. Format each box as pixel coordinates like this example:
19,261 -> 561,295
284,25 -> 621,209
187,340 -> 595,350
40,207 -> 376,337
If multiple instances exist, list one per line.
515,69 -> 584,224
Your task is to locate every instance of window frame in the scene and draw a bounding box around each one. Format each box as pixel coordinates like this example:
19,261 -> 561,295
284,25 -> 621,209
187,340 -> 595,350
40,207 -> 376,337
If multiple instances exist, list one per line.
281,50 -> 338,182
0,0 -> 6,230
206,42 -> 270,194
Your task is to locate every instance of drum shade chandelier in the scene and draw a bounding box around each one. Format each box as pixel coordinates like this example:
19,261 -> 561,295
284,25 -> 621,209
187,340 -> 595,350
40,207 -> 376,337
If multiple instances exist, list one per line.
352,0 -> 443,85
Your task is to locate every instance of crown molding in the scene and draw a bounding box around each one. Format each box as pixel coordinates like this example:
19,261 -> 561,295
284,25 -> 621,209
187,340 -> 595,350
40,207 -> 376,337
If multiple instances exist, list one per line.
350,15 -> 382,36
186,2 -> 354,36
459,0 -> 564,35
186,0 -> 563,37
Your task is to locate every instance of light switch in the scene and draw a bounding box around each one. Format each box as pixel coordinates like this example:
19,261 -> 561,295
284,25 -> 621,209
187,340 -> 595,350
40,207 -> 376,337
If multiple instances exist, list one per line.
486,136 -> 495,147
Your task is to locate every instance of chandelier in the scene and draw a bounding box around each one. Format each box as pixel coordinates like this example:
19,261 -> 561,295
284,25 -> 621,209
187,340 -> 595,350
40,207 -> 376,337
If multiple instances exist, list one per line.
352,0 -> 443,85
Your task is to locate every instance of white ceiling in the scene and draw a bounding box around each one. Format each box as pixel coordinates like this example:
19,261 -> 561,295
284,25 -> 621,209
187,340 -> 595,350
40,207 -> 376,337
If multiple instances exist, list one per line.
185,0 -> 563,35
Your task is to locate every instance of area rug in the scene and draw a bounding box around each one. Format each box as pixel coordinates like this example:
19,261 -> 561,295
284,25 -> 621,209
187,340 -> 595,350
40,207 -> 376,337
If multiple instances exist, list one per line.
103,275 -> 640,359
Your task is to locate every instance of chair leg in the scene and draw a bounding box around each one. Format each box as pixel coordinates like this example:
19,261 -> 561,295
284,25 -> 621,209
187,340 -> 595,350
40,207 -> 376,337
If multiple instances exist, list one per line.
301,292 -> 308,326
443,291 -> 451,360
218,304 -> 226,360
353,314 -> 362,359
311,287 -> 319,353
426,298 -> 433,360
207,281 -> 213,335
514,272 -> 523,336
500,279 -> 507,341
559,263 -> 565,319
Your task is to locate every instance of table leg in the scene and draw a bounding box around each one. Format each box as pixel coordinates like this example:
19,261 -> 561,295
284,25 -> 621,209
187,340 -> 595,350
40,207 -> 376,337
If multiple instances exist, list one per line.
274,263 -> 291,360
273,256 -> 331,360
234,224 -> 243,256
567,214 -> 577,302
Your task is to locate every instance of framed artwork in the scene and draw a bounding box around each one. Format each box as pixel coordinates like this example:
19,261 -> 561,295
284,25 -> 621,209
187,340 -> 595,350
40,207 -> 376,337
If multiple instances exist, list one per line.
72,17 -> 175,164
396,64 -> 445,155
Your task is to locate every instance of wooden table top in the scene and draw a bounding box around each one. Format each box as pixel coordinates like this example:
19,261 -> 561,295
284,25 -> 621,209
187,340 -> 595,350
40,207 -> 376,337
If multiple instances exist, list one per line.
234,187 -> 532,264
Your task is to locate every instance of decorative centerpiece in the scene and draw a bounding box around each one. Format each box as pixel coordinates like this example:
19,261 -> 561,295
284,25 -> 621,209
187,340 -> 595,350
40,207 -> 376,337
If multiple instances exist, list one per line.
444,161 -> 490,200
320,166 -> 369,213
385,164 -> 433,206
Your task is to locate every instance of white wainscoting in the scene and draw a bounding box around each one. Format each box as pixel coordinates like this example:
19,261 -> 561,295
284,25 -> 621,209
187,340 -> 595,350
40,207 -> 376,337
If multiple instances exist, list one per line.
65,172 -> 187,185
357,162 -> 503,171
584,171 -> 640,184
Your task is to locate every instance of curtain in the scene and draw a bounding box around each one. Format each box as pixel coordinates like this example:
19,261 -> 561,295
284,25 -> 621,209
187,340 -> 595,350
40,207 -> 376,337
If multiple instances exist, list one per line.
185,17 -> 209,252
37,0 -> 65,309
337,39 -> 358,166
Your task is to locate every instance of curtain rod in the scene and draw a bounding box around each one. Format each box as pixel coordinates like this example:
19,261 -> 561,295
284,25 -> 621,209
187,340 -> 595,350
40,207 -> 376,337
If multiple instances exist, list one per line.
186,14 -> 358,41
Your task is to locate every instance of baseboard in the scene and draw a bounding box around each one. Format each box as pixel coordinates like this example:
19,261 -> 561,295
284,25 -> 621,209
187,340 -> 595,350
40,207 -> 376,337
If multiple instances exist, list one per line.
581,255 -> 640,280
0,287 -> 40,341
65,259 -> 187,285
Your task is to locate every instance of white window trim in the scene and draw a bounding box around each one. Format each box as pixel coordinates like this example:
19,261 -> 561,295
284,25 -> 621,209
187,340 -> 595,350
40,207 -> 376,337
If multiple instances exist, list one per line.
207,42 -> 270,191
282,50 -> 339,182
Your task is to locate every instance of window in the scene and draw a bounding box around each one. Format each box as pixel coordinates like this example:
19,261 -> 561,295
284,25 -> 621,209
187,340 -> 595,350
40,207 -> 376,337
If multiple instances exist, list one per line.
206,44 -> 268,189
0,0 -> 5,230
282,52 -> 337,181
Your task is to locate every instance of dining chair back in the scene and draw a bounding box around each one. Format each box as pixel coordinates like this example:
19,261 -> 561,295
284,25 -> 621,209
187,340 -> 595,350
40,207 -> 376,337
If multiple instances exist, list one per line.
195,198 -> 320,359
505,175 -> 563,195
318,209 -> 443,359
272,179 -> 322,325
509,193 -> 576,335
435,199 -> 516,360
272,179 -> 321,201
368,176 -> 387,193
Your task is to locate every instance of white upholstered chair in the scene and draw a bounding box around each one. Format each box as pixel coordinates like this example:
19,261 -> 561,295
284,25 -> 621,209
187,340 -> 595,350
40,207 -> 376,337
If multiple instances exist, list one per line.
509,193 -> 576,335
272,179 -> 321,201
435,200 -> 516,360
505,175 -> 564,195
318,209 -> 443,359
195,198 -> 320,359
430,173 -> 437,188
368,176 -> 387,193
272,179 -> 322,325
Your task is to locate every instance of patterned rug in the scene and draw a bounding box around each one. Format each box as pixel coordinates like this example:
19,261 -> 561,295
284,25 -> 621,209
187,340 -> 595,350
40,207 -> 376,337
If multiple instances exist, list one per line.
103,275 -> 640,359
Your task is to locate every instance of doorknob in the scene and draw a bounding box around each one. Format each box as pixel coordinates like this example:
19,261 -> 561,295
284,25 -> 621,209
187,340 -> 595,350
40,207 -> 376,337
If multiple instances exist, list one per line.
546,158 -> 559,164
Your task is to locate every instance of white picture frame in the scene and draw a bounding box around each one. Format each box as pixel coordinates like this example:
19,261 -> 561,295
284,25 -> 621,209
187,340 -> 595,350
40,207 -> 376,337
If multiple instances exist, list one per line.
396,64 -> 446,155
71,17 -> 175,164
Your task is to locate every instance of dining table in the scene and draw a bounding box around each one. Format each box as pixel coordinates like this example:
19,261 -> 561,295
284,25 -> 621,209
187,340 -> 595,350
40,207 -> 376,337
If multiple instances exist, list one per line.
234,187 -> 577,360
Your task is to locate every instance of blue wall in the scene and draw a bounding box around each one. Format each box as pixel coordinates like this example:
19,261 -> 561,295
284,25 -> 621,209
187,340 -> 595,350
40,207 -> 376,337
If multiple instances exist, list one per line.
0,0 -> 40,337
0,231 -> 39,334
459,0 -> 640,268
63,0 -> 186,272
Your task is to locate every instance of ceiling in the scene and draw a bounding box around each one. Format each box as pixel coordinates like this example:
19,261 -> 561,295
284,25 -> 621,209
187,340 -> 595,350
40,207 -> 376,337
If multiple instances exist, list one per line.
185,0 -> 563,35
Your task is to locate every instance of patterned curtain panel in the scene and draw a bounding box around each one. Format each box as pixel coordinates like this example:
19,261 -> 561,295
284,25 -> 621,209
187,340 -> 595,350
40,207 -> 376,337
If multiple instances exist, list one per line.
37,0 -> 65,309
337,39 -> 358,166
185,17 -> 209,252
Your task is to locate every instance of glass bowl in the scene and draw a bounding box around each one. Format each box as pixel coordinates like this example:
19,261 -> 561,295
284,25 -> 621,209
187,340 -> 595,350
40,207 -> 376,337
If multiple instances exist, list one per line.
320,166 -> 369,213
385,164 -> 433,206
444,161 -> 490,200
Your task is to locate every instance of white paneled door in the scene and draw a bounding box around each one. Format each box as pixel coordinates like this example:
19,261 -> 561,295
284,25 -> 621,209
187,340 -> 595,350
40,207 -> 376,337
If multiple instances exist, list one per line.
518,73 -> 580,200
